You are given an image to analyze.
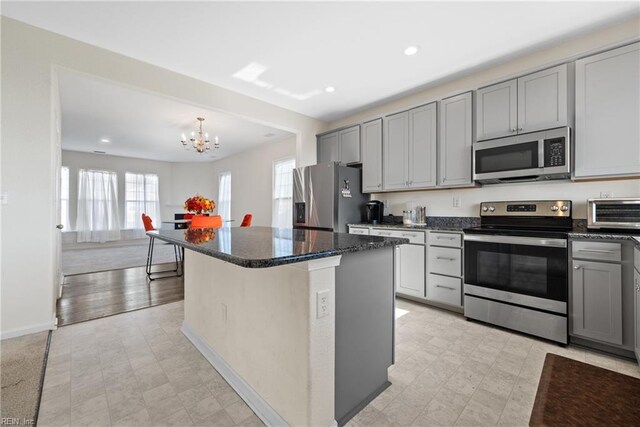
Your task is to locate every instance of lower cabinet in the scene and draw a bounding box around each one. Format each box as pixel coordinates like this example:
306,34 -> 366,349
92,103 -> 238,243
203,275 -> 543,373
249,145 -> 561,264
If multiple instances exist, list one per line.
635,248 -> 640,364
571,257 -> 623,345
426,232 -> 464,308
427,274 -> 462,307
395,244 -> 425,298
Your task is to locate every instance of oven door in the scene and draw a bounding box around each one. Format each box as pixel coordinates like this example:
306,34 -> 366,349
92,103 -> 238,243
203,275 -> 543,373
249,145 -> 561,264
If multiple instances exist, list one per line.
464,234 -> 568,305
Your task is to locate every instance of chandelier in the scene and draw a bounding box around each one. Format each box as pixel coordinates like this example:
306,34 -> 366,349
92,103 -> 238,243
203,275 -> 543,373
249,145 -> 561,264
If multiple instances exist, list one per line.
181,117 -> 219,153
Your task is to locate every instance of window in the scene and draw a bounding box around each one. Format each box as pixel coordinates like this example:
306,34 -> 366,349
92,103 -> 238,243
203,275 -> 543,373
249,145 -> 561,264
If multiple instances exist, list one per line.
76,169 -> 121,243
125,173 -> 161,229
60,166 -> 70,230
218,172 -> 231,222
272,158 -> 295,228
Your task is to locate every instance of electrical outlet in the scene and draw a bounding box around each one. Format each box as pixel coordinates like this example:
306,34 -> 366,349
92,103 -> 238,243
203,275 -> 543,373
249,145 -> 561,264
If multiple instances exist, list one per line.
316,290 -> 330,319
600,191 -> 612,198
453,196 -> 461,208
221,303 -> 227,324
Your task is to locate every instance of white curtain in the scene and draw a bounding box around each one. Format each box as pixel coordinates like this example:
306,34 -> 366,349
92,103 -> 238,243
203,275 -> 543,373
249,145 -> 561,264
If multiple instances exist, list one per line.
272,158 -> 295,228
125,173 -> 161,231
218,172 -> 231,223
76,169 -> 121,243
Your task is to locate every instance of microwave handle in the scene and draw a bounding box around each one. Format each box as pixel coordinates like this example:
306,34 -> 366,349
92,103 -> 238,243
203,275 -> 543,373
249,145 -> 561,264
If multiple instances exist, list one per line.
538,139 -> 544,168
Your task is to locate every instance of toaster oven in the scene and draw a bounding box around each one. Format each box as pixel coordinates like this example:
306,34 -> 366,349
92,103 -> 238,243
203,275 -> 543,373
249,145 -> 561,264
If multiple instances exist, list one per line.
587,198 -> 640,230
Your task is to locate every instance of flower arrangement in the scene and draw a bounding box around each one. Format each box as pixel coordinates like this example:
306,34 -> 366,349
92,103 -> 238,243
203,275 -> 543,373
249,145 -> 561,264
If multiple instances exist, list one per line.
184,228 -> 215,244
184,194 -> 215,214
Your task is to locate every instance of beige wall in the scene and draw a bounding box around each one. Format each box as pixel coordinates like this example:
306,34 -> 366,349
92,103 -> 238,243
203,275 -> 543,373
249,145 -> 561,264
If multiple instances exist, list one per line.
0,17 -> 324,338
326,16 -> 640,218
209,136 -> 296,227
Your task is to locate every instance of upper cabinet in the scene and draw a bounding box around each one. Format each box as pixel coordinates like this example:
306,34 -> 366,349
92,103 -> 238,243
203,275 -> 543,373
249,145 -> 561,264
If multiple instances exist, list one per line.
361,119 -> 383,193
383,103 -> 437,191
574,42 -> 640,179
317,125 -> 361,165
476,64 -> 569,141
438,92 -> 473,187
476,79 -> 517,141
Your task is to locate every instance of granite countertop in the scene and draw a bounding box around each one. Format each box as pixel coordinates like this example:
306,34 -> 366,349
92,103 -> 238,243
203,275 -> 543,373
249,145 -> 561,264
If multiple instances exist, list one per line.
149,226 -> 408,269
349,216 -> 480,232
568,222 -> 640,248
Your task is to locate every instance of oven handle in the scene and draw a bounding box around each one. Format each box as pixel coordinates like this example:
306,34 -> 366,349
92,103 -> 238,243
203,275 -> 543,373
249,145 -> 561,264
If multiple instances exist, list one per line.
464,234 -> 567,248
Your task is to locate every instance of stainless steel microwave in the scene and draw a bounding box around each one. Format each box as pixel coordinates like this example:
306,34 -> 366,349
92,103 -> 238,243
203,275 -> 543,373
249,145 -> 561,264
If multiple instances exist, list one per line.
588,198 -> 640,230
473,127 -> 571,184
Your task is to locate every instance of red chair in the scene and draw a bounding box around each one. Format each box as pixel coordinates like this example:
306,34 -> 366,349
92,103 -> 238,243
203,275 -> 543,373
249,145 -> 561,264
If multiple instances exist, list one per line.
240,214 -> 253,227
183,213 -> 194,220
142,213 -> 182,281
190,215 -> 222,229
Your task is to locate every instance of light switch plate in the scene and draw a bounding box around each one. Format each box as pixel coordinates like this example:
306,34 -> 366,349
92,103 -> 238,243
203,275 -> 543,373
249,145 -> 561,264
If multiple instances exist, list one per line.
0,192 -> 7,205
600,191 -> 612,198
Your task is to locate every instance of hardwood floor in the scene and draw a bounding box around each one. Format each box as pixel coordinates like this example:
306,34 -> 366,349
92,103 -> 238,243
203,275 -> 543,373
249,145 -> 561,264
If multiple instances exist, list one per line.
57,264 -> 184,326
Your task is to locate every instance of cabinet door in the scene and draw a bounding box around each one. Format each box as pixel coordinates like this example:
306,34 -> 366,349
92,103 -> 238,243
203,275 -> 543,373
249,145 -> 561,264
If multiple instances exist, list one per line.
361,119 -> 383,192
438,92 -> 473,186
339,126 -> 361,165
635,268 -> 640,364
575,42 -> 640,178
572,260 -> 623,345
408,103 -> 437,189
383,112 -> 409,190
318,132 -> 339,164
395,244 -> 425,298
476,79 -> 517,141
517,64 -> 568,134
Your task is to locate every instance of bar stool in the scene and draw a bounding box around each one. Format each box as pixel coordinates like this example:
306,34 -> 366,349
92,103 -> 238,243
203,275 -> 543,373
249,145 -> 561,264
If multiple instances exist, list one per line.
142,213 -> 182,281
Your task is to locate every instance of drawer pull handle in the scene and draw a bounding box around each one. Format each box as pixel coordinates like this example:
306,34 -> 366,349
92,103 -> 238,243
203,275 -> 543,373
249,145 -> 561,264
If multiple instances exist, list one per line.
436,256 -> 456,261
402,233 -> 417,237
435,285 -> 456,290
436,236 -> 456,240
576,249 -> 616,254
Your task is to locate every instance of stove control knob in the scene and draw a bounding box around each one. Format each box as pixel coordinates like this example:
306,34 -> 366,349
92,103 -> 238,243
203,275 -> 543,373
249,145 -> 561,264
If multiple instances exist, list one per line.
561,205 -> 569,212
489,206 -> 496,212
482,206 -> 489,212
550,205 -> 559,212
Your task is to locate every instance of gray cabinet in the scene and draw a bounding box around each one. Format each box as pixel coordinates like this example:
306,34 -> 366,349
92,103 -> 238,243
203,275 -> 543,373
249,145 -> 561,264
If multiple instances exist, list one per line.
408,103 -> 437,189
438,92 -> 473,186
572,259 -> 623,345
383,103 -> 437,191
574,42 -> 640,178
476,79 -> 517,141
476,64 -> 568,141
517,64 -> 568,133
318,132 -> 339,163
317,125 -> 361,165
340,126 -> 361,165
383,112 -> 409,190
395,243 -> 426,298
361,119 -> 383,192
426,232 -> 463,308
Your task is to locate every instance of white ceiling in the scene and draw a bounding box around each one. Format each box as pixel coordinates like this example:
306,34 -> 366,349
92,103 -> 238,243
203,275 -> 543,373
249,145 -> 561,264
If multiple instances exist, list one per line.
57,70 -> 293,162
3,2 -> 639,122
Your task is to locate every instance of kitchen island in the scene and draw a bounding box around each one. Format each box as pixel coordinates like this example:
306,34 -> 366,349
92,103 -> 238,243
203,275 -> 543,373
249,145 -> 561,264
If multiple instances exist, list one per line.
149,226 -> 406,427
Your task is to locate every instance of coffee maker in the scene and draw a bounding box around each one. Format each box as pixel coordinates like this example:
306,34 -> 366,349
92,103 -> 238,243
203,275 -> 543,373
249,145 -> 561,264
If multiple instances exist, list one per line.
365,200 -> 384,224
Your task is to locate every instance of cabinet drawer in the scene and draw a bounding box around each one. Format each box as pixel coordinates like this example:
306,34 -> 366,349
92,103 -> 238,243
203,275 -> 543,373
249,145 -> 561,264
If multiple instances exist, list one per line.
427,274 -> 462,307
371,228 -> 425,244
429,247 -> 462,277
429,232 -> 462,248
572,241 -> 622,262
349,227 -> 369,235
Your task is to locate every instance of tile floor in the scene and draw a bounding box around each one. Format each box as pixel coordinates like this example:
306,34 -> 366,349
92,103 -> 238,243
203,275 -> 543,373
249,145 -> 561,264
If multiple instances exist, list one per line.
38,298 -> 640,426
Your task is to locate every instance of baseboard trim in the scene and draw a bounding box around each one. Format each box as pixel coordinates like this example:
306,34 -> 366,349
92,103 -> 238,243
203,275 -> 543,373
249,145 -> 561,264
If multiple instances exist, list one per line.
181,322 -> 291,427
0,321 -> 53,340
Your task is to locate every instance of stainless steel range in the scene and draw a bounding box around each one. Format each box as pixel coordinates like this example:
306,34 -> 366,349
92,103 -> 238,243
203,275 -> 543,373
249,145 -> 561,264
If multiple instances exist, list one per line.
463,200 -> 572,344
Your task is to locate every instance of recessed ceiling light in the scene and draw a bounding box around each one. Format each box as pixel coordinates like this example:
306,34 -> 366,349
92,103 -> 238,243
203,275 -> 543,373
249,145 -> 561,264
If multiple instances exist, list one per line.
404,46 -> 419,56
325,86 -> 336,93
100,138 -> 111,143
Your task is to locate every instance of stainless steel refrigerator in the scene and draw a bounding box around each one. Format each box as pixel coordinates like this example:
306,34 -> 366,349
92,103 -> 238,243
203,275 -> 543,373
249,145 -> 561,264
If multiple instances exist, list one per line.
293,162 -> 367,233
